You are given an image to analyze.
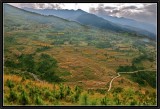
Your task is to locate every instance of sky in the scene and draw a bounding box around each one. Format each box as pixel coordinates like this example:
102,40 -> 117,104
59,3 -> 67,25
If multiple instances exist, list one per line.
8,3 -> 157,26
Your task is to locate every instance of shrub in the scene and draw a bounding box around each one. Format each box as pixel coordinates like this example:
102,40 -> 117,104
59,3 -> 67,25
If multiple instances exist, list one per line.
5,37 -> 15,44
21,76 -> 26,82
36,46 -> 51,52
44,90 -> 53,99
65,96 -> 72,102
54,91 -> 60,100
113,87 -> 123,93
52,40 -> 64,45
74,85 -> 82,94
17,85 -> 23,92
6,79 -> 14,89
117,65 -> 137,72
52,83 -> 56,96
70,95 -> 76,103
113,95 -> 121,105
25,84 -> 30,89
59,84 -> 64,99
74,92 -> 80,103
87,89 -> 94,95
73,85 -> 81,102
95,89 -> 106,95
96,42 -> 111,49
8,90 -> 18,102
91,99 -> 97,105
20,90 -> 29,105
35,96 -> 44,105
101,96 -> 109,105
81,93 -> 88,105
130,99 -> 137,105
65,86 -> 71,96
29,88 -> 34,99
5,60 -> 18,68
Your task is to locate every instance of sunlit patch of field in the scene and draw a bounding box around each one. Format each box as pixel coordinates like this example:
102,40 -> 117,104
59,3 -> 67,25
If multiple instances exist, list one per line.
4,74 -> 59,90
142,60 -> 155,69
16,37 -> 30,45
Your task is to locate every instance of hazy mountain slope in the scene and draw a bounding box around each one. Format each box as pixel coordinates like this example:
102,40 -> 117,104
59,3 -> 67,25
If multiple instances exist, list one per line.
75,13 -> 126,32
23,8 -> 86,21
3,4 -> 86,32
97,14 -> 156,35
22,7 -> 156,39
75,13 -> 155,39
23,7 -> 126,32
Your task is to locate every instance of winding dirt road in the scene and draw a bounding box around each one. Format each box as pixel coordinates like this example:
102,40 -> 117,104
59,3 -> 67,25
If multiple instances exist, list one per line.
107,69 -> 156,92
24,68 -> 156,92
107,73 -> 120,92
28,72 -> 41,82
118,69 -> 156,74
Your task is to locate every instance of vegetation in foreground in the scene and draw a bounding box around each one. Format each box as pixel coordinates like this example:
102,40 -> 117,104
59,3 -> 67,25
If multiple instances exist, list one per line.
4,74 -> 156,106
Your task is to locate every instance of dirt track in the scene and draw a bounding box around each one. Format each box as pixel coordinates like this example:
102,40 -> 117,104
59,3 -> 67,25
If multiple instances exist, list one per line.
107,69 -> 156,92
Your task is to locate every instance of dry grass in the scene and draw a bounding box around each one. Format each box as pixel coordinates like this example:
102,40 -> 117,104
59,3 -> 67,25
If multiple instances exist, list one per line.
4,74 -> 59,90
37,45 -> 137,89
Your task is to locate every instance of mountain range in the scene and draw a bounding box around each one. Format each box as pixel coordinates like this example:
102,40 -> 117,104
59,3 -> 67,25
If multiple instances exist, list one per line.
22,7 -> 156,40
96,14 -> 156,34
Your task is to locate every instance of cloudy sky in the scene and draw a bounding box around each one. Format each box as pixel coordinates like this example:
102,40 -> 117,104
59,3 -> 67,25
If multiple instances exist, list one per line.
8,3 -> 157,26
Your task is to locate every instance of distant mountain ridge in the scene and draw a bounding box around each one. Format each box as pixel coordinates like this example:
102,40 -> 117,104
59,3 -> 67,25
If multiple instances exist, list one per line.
22,7 -> 156,40
96,14 -> 156,35
20,8 -> 129,33
23,8 -> 87,21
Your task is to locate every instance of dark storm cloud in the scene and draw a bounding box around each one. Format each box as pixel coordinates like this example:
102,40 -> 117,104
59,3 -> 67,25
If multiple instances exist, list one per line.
104,6 -> 116,9
121,6 -> 138,10
111,10 -> 121,14
144,4 -> 157,13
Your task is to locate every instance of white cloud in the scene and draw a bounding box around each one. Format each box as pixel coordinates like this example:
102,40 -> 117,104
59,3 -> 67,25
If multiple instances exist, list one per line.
8,3 -> 64,9
89,3 -> 157,25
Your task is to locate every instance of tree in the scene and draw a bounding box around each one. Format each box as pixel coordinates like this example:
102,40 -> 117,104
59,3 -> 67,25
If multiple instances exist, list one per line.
18,54 -> 35,72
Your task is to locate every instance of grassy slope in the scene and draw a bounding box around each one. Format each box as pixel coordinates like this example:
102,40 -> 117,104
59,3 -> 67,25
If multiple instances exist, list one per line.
4,74 -> 156,106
